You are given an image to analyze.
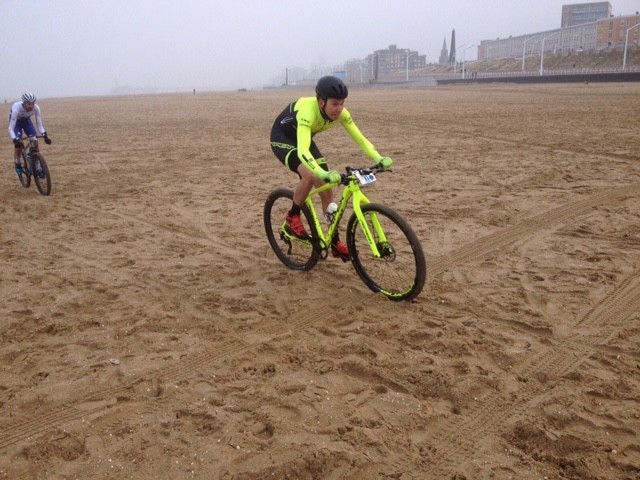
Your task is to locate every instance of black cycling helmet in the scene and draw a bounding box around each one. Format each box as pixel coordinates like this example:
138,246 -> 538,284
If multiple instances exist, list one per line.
315,76 -> 348,100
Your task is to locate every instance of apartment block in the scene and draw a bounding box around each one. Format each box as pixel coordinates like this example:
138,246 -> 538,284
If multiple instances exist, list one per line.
478,9 -> 639,61
562,2 -> 612,27
598,13 -> 640,47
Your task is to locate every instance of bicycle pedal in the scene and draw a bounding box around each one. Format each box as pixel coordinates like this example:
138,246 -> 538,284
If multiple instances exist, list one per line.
331,249 -> 351,262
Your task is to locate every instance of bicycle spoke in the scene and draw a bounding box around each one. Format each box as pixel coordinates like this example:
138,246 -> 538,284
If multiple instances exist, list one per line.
264,188 -> 319,271
31,153 -> 51,196
17,152 -> 31,188
348,203 -> 426,301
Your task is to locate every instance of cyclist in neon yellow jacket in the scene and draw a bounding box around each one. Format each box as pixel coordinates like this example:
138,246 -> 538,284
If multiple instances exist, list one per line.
270,76 -> 392,260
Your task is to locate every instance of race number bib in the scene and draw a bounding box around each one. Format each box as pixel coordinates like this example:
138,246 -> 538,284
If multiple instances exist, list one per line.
355,170 -> 376,186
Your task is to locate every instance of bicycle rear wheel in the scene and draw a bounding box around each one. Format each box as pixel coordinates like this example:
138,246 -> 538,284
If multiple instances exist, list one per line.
31,153 -> 51,196
17,151 -> 31,188
264,188 -> 320,271
347,203 -> 426,301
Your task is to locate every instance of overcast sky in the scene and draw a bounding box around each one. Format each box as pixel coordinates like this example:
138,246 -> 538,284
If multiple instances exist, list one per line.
1,0 -> 638,99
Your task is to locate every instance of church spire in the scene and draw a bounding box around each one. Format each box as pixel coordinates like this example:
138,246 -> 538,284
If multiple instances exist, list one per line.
448,29 -> 456,64
439,36 -> 449,65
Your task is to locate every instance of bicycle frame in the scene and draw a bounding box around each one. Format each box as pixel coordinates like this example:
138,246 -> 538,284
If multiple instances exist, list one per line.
265,164 -> 426,300
16,135 -> 51,196
304,170 -> 386,257
17,136 -> 41,159
24,137 -> 39,155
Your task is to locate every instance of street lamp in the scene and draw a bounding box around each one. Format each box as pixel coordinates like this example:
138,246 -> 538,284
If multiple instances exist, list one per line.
623,23 -> 640,69
522,36 -> 539,72
454,44 -> 466,75
405,51 -> 418,81
461,45 -> 475,79
539,32 -> 559,76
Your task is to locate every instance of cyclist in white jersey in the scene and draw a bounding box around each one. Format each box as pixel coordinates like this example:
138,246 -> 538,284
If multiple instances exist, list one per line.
8,93 -> 52,174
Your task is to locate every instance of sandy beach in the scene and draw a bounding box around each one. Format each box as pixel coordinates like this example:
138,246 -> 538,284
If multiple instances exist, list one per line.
1,83 -> 639,479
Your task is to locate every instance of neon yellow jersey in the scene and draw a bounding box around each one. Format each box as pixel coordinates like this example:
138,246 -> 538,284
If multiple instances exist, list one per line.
292,97 -> 381,175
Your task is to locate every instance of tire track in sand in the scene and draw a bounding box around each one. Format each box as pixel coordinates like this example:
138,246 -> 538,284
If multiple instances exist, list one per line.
417,264 -> 640,477
406,183 -> 640,477
1,183 -> 638,478
429,183 -> 638,277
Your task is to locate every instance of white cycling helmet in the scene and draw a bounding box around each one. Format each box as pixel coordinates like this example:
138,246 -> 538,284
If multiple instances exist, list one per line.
21,92 -> 36,104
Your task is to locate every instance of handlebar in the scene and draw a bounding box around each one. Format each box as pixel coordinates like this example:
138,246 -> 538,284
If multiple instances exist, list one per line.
17,135 -> 50,148
339,165 -> 391,185
17,135 -> 44,144
345,164 -> 385,174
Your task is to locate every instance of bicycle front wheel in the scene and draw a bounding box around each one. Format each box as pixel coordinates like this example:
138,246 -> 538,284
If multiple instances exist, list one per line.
263,188 -> 320,271
347,203 -> 426,301
17,151 -> 31,188
31,153 -> 51,196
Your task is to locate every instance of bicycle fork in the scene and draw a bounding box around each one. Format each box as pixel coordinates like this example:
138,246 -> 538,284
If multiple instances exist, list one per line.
350,193 -> 386,258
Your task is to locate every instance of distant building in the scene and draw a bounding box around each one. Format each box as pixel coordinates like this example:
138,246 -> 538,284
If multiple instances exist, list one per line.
364,44 -> 427,80
598,12 -> 640,47
439,37 -> 449,65
562,2 -> 612,27
478,10 -> 639,61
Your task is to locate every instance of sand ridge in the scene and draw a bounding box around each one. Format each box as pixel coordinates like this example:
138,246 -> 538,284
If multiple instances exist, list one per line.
1,83 -> 639,479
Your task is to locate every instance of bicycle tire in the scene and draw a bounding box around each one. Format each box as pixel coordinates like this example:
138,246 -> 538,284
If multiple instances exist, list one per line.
17,151 -> 31,188
31,153 -> 51,196
264,188 -> 320,271
347,203 -> 426,301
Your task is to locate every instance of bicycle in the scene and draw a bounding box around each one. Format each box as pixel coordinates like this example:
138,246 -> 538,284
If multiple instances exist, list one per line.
15,135 -> 51,196
264,165 -> 427,301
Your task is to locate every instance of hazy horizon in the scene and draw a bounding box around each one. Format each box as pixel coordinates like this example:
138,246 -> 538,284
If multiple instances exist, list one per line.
1,0 -> 638,99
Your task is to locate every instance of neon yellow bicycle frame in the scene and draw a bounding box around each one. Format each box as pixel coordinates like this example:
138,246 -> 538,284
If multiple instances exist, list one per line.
304,174 -> 386,257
